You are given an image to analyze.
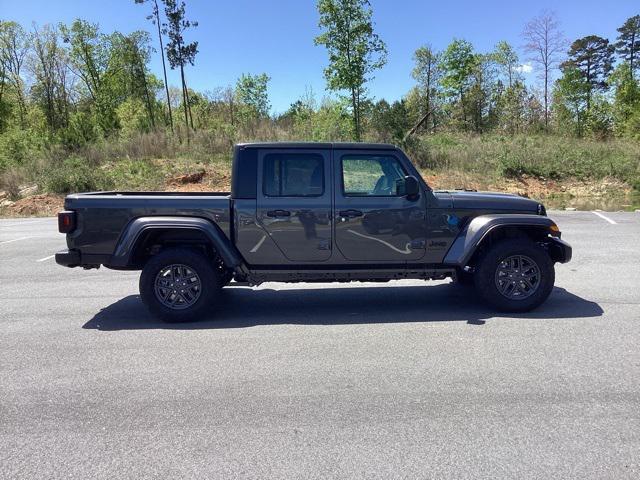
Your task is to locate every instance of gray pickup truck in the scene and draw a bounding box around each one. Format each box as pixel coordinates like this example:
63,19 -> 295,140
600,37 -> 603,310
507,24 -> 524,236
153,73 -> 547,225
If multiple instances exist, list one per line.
56,142 -> 571,322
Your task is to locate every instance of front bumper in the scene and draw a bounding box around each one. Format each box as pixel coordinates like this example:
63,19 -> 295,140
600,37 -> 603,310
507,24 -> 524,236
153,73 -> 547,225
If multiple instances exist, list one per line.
549,237 -> 572,263
55,249 -> 81,268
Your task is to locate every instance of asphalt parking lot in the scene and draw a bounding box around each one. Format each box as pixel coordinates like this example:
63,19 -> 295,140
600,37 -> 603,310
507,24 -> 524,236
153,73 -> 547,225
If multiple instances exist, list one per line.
1,211 -> 639,479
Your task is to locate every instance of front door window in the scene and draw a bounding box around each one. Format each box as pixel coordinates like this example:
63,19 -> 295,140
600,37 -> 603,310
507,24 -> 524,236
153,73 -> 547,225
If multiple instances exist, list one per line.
342,155 -> 406,197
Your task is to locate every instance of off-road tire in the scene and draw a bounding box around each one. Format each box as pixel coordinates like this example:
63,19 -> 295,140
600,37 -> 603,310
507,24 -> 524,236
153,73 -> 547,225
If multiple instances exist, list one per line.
140,247 -> 221,323
474,239 -> 555,312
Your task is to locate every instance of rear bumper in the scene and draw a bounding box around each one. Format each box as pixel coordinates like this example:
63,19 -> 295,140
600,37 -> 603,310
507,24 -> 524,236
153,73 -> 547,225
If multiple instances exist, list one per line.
549,237 -> 572,263
55,249 -> 81,267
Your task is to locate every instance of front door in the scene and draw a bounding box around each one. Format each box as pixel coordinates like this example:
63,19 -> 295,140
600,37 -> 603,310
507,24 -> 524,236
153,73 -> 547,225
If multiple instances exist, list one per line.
333,150 -> 427,262
256,148 -> 332,262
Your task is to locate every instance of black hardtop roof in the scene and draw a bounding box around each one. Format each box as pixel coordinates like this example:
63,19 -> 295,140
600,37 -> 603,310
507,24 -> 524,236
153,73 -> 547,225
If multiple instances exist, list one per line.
236,141 -> 398,150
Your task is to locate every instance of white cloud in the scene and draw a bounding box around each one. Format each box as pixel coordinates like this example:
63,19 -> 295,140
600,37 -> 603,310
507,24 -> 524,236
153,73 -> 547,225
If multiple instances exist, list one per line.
515,63 -> 533,74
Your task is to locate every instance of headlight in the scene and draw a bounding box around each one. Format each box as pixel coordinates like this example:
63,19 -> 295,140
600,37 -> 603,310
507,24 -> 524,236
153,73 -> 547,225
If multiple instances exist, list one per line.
549,223 -> 561,237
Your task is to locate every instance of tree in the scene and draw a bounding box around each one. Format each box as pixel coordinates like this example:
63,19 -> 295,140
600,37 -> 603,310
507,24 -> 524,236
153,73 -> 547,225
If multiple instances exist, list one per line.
370,98 -> 412,142
162,0 -> 198,138
467,53 -> 498,133
314,0 -> 387,141
60,20 -> 123,134
439,39 -> 477,130
0,46 -> 8,132
493,41 -> 520,88
523,11 -> 565,129
60,20 -> 107,102
406,45 -> 441,137
498,81 -> 528,133
135,0 -> 174,131
609,63 -> 640,136
615,15 -> 640,79
553,66 -> 589,136
235,73 -> 270,118
29,23 -> 71,132
0,21 -> 30,126
109,31 -> 158,130
562,35 -> 614,111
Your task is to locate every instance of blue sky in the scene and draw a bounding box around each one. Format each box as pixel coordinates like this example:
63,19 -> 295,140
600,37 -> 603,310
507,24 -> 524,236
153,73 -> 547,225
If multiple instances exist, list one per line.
1,0 -> 638,113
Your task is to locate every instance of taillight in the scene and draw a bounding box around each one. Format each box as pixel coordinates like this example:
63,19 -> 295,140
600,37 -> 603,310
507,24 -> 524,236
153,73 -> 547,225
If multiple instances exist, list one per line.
58,210 -> 76,233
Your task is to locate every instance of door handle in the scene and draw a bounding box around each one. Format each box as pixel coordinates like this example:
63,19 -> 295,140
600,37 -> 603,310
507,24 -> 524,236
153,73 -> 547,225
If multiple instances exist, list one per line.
266,209 -> 291,218
338,209 -> 363,218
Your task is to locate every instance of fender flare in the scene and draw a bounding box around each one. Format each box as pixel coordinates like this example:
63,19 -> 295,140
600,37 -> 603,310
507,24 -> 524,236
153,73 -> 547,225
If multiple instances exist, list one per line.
443,214 -> 558,267
109,216 -> 244,269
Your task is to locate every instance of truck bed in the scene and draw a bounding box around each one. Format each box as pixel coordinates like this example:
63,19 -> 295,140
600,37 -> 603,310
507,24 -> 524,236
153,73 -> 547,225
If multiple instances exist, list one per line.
69,190 -> 231,197
64,191 -> 233,258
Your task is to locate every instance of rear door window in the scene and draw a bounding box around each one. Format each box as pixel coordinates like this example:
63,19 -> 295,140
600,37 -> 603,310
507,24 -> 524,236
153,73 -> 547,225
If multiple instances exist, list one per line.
263,153 -> 324,197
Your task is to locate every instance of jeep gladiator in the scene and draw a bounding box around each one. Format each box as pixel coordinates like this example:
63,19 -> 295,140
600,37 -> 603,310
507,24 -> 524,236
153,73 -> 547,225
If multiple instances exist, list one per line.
56,142 -> 572,322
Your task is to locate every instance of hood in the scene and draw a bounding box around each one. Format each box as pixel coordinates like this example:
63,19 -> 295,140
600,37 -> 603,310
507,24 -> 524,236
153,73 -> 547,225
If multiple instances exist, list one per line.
434,190 -> 543,213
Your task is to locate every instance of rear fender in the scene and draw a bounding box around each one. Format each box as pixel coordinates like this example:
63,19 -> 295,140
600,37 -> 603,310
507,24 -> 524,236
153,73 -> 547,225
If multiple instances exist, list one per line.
109,216 -> 244,269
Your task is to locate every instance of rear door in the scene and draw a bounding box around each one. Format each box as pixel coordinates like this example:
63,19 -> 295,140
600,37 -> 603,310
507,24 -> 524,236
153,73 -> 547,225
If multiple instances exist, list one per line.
256,148 -> 332,262
333,149 -> 427,262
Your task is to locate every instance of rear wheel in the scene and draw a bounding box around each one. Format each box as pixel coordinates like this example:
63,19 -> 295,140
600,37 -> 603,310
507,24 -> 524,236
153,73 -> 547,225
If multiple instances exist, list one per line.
140,247 -> 222,322
474,239 -> 554,312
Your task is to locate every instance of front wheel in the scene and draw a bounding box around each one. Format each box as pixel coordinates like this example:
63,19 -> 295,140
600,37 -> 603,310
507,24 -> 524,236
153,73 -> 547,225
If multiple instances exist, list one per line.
474,239 -> 555,312
139,248 -> 222,323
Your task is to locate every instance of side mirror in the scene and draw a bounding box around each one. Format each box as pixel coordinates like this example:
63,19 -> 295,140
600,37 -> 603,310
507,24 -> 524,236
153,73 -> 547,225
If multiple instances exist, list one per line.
397,175 -> 420,199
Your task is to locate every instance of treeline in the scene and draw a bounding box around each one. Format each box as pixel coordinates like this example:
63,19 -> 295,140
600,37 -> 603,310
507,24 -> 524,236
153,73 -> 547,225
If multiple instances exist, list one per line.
1,1 -> 640,191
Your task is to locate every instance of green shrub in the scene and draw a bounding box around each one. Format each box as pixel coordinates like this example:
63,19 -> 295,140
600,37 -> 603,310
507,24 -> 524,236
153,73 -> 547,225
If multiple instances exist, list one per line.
42,156 -> 114,194
0,128 -> 39,172
106,158 -> 164,190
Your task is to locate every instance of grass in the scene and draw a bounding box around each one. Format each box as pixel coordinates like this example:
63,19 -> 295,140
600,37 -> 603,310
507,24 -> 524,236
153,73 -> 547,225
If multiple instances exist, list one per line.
406,134 -> 640,184
1,129 -> 639,198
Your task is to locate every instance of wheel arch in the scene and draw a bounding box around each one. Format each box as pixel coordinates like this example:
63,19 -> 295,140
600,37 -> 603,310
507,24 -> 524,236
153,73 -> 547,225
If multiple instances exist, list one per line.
109,216 -> 245,270
444,215 -> 559,268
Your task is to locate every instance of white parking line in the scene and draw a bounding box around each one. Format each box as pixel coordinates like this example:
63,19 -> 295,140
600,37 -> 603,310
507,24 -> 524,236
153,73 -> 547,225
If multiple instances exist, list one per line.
1,219 -> 54,226
0,236 -> 34,245
36,254 -> 55,262
592,211 -> 617,225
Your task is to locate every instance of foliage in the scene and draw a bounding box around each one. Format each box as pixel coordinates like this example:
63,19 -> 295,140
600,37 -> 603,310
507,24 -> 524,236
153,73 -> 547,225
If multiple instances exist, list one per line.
615,15 -> 640,78
235,73 -> 271,119
411,45 -> 441,133
314,0 -> 387,140
562,35 -> 615,110
42,156 -> 114,194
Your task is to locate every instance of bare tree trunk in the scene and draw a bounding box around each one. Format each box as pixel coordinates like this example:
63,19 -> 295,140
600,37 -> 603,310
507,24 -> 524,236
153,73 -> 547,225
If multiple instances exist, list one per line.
180,64 -> 190,142
403,107 -> 436,142
631,31 -> 636,80
153,0 -> 173,132
351,87 -> 360,141
133,43 -> 155,129
544,61 -> 549,130
183,76 -> 194,130
141,67 -> 156,129
0,68 -> 5,107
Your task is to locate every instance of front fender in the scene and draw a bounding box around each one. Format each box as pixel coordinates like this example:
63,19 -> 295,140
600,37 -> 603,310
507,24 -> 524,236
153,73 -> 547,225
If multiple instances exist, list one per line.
443,214 -> 560,266
109,216 -> 244,269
